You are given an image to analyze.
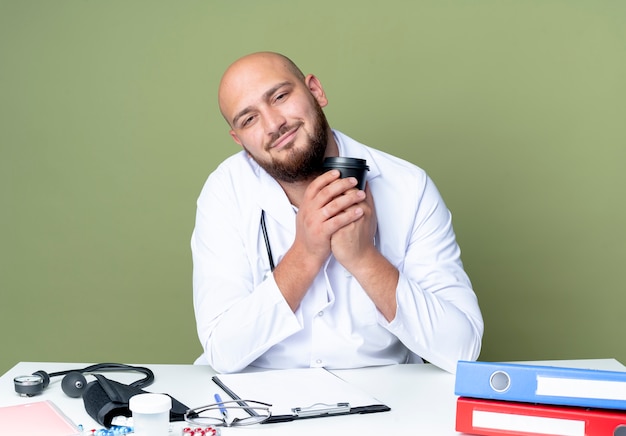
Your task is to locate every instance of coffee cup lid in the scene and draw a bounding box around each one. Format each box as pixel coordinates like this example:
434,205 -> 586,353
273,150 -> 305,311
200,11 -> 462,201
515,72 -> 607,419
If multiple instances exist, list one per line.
322,157 -> 369,169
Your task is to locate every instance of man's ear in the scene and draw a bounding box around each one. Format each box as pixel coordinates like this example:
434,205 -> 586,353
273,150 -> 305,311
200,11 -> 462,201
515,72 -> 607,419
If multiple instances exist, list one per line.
305,74 -> 328,108
229,129 -> 243,147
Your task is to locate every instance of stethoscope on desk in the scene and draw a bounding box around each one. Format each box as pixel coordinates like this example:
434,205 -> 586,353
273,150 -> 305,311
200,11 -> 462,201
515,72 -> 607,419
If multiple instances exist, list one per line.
260,210 -> 275,272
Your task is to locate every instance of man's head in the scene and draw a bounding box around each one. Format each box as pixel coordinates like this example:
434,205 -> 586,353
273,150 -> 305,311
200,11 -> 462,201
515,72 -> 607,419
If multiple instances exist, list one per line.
218,52 -> 333,183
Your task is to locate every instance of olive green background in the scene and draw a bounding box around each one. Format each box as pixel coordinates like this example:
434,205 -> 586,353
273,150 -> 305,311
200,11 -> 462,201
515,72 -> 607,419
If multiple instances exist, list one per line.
1,1 -> 625,375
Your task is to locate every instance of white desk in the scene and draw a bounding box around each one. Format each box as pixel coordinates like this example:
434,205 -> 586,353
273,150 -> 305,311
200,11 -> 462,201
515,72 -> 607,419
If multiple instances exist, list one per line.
1,359 -> 624,435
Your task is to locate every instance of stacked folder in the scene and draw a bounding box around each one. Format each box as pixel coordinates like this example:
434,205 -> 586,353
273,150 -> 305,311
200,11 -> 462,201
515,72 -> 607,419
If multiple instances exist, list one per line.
453,361 -> 626,436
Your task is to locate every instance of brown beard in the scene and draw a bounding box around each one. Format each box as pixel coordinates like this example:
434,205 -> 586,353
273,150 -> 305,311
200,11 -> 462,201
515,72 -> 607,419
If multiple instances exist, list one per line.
244,102 -> 330,183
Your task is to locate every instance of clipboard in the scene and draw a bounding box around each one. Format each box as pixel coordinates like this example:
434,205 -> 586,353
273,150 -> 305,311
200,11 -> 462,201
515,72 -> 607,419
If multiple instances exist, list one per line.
0,400 -> 81,436
212,367 -> 390,423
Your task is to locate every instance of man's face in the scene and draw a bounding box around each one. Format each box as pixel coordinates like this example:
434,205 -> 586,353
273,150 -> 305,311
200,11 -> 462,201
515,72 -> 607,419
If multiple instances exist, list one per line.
219,55 -> 331,183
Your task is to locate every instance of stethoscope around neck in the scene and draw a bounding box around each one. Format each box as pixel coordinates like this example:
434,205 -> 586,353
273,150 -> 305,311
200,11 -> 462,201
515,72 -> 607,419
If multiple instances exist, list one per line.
260,210 -> 275,272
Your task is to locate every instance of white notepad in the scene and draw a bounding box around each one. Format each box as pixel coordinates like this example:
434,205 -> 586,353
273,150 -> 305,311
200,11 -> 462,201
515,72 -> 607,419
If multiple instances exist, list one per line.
212,367 -> 390,422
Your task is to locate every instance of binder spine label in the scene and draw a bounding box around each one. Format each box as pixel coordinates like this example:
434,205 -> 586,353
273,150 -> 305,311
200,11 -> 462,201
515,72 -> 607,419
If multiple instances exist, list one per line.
536,376 -> 626,401
473,410 -> 585,436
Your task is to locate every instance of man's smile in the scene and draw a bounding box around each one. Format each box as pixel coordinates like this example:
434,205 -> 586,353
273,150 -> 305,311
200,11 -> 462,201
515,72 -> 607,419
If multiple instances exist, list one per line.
268,124 -> 301,150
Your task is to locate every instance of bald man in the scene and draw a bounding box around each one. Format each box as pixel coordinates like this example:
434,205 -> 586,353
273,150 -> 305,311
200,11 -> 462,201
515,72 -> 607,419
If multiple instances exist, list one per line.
191,52 -> 483,374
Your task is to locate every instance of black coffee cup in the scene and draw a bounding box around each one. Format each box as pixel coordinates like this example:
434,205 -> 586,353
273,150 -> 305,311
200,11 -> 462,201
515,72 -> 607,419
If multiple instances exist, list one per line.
322,157 -> 369,190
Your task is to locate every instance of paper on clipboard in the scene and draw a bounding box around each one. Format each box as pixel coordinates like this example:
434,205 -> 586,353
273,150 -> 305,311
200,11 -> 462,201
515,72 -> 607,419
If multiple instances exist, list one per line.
212,367 -> 390,421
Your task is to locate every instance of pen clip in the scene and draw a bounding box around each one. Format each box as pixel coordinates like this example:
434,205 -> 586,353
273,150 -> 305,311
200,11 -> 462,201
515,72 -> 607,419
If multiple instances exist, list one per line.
292,402 -> 350,417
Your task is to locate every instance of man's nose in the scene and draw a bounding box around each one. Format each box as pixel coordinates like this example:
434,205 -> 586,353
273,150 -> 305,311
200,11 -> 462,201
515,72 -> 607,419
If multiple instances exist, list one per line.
263,107 -> 287,134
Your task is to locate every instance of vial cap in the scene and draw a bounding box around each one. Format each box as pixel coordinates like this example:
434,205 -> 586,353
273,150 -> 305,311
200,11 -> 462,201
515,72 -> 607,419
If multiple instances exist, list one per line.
129,393 -> 172,414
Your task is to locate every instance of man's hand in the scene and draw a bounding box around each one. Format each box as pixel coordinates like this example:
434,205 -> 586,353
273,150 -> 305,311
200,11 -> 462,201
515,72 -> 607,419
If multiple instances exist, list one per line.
330,182 -> 399,322
330,182 -> 377,269
293,170 -> 367,266
274,170 -> 367,312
